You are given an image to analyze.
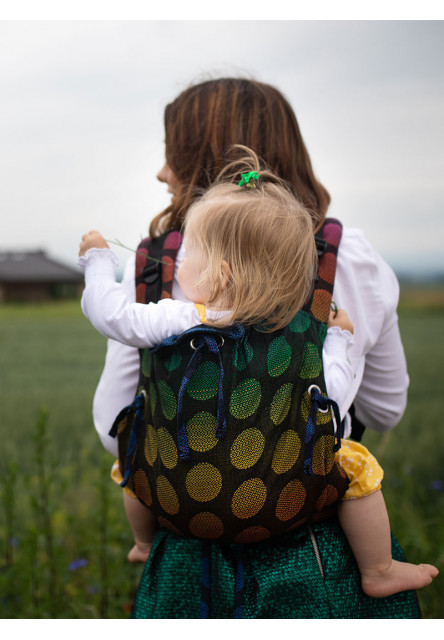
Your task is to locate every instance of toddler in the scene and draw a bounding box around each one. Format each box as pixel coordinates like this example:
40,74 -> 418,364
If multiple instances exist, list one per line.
79,157 -> 437,599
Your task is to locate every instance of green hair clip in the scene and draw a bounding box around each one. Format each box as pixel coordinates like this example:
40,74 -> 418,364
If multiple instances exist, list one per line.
238,171 -> 260,188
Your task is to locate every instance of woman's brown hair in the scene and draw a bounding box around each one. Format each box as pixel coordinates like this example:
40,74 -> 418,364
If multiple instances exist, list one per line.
150,77 -> 330,237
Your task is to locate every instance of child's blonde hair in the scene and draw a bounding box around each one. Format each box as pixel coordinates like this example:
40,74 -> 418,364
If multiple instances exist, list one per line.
184,146 -> 318,332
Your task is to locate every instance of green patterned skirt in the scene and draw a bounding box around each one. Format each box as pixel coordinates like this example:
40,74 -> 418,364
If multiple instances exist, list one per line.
131,516 -> 421,618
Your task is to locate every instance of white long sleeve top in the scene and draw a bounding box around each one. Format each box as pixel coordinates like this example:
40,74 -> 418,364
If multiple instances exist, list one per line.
80,247 -> 355,456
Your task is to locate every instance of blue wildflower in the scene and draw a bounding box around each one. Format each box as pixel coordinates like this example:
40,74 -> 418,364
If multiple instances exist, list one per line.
429,479 -> 443,491
68,558 -> 88,571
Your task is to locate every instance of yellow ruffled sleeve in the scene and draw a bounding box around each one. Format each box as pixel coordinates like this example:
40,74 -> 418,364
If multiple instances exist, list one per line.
335,440 -> 384,500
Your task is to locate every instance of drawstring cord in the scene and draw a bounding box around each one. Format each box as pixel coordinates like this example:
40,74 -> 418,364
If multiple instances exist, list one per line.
305,386 -> 342,475
177,335 -> 226,461
109,392 -> 146,488
233,544 -> 245,618
200,541 -> 211,618
200,541 -> 245,619
150,323 -> 244,461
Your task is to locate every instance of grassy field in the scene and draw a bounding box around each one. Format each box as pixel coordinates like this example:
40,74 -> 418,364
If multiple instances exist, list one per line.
0,292 -> 443,618
0,301 -> 144,618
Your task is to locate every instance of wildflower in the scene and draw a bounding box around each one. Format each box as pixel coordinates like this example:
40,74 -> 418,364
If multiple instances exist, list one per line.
429,479 -> 443,491
68,558 -> 88,571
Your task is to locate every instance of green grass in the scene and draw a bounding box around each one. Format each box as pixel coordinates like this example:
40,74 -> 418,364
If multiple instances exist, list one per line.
0,296 -> 443,618
0,301 -> 144,618
371,295 -> 444,618
364,306 -> 444,618
0,302 -> 101,486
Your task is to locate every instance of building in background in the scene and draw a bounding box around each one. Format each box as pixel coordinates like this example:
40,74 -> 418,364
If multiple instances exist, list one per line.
0,250 -> 83,303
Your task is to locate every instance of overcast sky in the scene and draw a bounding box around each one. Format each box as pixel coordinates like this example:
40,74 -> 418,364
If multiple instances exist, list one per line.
1,19 -> 443,274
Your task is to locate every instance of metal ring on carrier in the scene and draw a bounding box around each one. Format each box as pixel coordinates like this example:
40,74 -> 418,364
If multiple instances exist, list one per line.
190,335 -> 225,350
307,384 -> 330,413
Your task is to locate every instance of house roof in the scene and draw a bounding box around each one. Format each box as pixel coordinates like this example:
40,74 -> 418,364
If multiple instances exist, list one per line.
0,250 -> 83,283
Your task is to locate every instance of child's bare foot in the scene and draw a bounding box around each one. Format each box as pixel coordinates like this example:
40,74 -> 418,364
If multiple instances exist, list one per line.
361,559 -> 438,598
127,542 -> 152,563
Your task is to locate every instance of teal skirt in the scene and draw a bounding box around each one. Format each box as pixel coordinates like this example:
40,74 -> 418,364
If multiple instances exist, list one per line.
131,517 -> 421,618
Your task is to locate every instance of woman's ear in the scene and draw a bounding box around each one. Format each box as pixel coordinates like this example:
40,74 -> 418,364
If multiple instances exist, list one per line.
221,260 -> 231,289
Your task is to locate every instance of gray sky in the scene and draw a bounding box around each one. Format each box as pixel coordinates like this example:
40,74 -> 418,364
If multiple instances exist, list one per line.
1,19 -> 443,274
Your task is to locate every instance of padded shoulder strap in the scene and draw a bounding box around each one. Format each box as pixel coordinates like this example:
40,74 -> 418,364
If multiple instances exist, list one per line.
309,218 -> 343,323
135,230 -> 183,304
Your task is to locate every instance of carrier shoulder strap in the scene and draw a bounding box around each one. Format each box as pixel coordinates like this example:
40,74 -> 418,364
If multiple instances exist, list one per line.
309,217 -> 343,324
313,218 -> 364,442
135,230 -> 183,304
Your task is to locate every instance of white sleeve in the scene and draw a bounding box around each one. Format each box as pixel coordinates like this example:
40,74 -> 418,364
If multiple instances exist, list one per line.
80,248 -> 202,349
332,228 -> 409,432
322,326 -> 354,419
90,254 -> 139,455
352,303 -> 409,431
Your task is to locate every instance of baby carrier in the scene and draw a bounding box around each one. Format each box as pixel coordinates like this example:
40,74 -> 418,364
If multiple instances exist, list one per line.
110,220 -> 422,620
110,218 -> 349,544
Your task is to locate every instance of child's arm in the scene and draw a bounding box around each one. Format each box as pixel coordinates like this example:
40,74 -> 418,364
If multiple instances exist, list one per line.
78,231 -> 204,348
322,308 -> 354,415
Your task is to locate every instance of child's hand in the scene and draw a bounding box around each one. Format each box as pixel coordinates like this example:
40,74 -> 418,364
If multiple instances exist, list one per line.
79,230 -> 109,256
328,308 -> 354,334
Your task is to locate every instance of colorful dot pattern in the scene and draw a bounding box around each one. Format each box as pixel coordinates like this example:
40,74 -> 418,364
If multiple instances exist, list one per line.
310,220 -> 342,324
119,219 -> 349,542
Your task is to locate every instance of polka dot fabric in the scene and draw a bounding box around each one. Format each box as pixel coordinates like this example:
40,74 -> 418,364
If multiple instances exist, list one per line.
115,220 -> 349,543
310,220 -> 342,324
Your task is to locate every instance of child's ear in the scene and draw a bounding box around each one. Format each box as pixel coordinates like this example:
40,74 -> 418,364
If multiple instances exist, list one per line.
221,260 -> 231,289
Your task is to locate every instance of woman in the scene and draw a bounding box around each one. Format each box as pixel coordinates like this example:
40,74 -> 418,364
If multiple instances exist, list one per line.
92,78 -> 417,618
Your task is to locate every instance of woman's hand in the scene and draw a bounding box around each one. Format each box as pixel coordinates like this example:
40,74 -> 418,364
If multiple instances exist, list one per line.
79,230 -> 109,256
328,308 -> 354,334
